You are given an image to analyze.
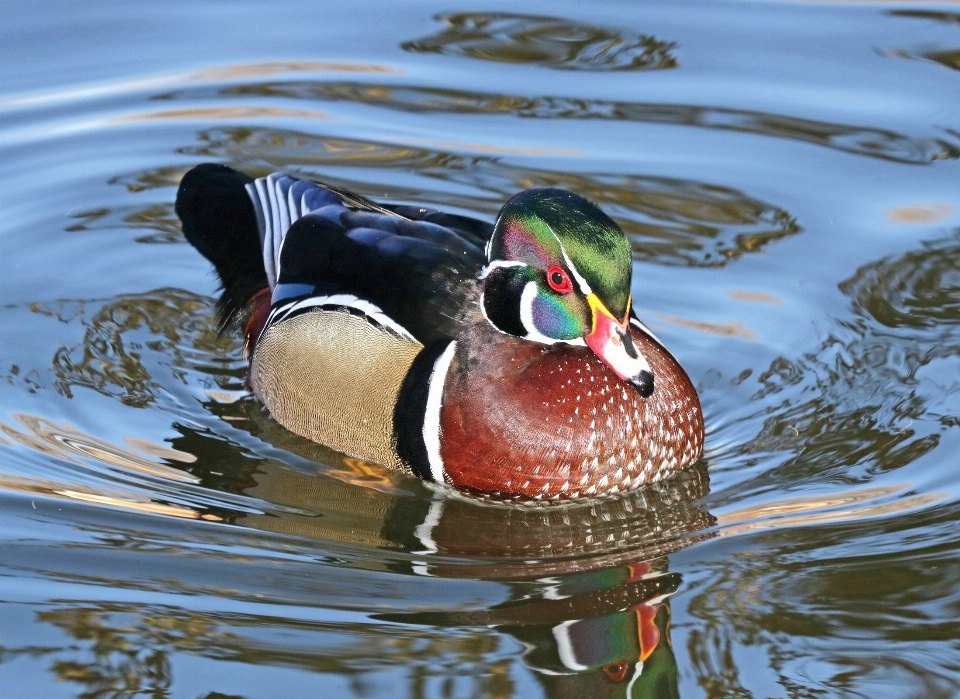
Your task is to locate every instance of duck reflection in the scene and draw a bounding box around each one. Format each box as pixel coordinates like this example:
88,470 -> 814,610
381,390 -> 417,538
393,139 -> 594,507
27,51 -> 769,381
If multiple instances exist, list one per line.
223,402 -> 713,571
376,559 -> 681,698
16,261 -> 715,697
211,414 -> 710,696
158,400 -> 709,695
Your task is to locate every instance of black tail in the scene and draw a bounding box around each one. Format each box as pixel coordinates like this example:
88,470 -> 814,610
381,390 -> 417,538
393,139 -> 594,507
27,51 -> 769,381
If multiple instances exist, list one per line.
175,163 -> 268,330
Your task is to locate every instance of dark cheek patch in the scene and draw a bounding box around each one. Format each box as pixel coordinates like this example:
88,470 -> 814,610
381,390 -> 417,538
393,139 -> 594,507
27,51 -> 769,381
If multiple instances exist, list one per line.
482,267 -> 528,337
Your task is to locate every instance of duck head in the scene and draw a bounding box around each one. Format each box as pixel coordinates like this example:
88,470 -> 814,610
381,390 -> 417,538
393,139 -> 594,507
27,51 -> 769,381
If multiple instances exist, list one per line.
481,188 -> 654,397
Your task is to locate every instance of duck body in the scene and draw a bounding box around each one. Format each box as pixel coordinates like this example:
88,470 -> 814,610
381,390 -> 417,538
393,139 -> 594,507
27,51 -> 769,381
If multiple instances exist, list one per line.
176,163 -> 703,502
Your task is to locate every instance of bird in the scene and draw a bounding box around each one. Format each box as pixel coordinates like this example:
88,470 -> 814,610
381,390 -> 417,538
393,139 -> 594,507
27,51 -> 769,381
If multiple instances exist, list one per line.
175,163 -> 703,502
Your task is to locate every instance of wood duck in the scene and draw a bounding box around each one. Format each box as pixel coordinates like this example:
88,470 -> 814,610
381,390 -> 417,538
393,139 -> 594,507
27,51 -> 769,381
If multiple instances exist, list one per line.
176,163 -> 703,502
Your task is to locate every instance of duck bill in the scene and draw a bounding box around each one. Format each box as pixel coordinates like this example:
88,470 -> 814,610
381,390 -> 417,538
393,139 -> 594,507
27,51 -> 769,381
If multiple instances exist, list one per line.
585,294 -> 654,397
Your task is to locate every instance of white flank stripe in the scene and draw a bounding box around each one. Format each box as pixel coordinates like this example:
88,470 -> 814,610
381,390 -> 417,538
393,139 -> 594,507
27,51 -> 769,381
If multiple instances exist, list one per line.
274,294 -> 415,340
423,341 -> 457,484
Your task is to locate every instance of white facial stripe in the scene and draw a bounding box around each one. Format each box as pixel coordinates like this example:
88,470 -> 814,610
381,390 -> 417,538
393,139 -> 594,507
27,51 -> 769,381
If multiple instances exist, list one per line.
423,341 -> 457,484
558,244 -> 593,296
543,220 -> 593,296
480,259 -> 525,279
484,250 -> 592,347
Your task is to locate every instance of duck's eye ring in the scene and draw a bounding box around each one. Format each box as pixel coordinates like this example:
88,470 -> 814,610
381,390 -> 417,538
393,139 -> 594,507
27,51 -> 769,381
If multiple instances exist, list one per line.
603,662 -> 629,682
546,265 -> 573,294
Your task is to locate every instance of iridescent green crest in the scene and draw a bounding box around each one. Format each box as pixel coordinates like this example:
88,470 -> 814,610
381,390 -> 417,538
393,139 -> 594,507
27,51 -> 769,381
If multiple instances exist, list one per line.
483,188 -> 633,341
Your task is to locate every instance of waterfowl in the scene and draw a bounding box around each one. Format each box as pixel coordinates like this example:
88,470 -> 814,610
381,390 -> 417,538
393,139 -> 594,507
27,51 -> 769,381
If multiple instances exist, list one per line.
176,163 -> 703,501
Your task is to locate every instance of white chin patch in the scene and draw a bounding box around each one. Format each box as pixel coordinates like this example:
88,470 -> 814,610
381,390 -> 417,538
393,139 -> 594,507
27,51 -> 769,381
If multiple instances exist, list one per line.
601,330 -> 652,381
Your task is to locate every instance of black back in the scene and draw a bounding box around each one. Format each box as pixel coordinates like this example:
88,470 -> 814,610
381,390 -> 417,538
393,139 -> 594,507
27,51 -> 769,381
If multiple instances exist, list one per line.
176,164 -> 493,342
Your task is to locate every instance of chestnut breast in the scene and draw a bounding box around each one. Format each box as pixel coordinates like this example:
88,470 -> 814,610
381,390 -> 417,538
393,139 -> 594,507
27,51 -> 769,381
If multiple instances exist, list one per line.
439,322 -> 703,501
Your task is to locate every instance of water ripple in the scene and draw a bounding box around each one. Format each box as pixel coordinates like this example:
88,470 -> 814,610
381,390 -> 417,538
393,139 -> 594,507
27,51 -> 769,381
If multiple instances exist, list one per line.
208,81 -> 960,164
401,12 -> 678,71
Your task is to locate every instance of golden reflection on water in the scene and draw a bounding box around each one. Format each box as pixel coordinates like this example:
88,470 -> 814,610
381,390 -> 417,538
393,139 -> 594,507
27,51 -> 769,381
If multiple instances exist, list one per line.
651,312 -> 757,340
1,414 -> 197,482
55,490 -> 217,519
191,61 -> 403,80
885,201 -> 956,224
716,484 -> 948,536
405,138 -> 584,156
724,290 -> 785,305
0,61 -> 403,110
112,106 -> 334,123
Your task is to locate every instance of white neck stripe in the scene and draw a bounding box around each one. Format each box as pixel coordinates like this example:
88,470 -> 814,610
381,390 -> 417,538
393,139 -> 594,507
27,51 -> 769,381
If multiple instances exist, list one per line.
423,341 -> 457,484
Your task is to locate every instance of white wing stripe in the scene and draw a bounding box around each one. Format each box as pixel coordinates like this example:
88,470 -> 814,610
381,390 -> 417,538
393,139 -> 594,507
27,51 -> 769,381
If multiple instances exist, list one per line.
244,182 -> 266,248
267,175 -> 283,287
271,176 -> 289,279
248,173 -> 323,291
252,177 -> 276,289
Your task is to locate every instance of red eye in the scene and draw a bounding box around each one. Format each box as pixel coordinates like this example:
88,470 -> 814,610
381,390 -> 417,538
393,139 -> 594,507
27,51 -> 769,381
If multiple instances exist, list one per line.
603,662 -> 629,682
546,265 -> 573,294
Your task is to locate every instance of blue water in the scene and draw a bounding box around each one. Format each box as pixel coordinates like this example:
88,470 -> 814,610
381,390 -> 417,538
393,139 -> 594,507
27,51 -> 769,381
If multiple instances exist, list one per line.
2,1 -> 960,697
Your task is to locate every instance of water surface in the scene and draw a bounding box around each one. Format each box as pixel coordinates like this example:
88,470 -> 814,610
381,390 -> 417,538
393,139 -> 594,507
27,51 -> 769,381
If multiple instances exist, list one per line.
2,1 -> 960,697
